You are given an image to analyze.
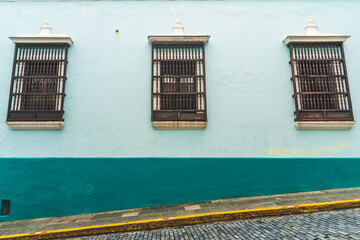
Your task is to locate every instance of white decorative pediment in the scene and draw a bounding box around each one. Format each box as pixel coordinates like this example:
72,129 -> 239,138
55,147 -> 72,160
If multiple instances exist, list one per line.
283,17 -> 349,45
148,19 -> 210,44
9,19 -> 73,45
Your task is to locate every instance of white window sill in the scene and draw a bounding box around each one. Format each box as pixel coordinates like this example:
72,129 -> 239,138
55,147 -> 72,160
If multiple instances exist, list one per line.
294,121 -> 356,130
6,121 -> 64,130
152,121 -> 207,130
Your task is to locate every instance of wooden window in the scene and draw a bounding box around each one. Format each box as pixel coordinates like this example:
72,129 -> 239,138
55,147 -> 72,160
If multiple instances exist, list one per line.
151,44 -> 207,122
7,44 -> 68,122
289,42 -> 354,122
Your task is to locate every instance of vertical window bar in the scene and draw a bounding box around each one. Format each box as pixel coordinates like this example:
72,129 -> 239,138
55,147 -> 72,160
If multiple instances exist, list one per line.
340,43 -> 353,118
7,45 -> 19,120
290,44 -> 300,117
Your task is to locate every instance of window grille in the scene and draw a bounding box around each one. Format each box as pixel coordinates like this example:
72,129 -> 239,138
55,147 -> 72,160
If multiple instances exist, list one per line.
7,44 -> 68,122
152,44 -> 207,122
289,42 -> 354,122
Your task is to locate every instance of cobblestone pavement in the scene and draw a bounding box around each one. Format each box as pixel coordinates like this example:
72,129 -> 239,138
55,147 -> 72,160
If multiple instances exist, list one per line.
70,208 -> 360,240
3,188 -> 360,236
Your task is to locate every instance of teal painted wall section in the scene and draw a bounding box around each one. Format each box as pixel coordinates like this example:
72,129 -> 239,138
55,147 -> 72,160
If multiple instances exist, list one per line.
1,158 -> 360,221
0,1 -> 359,157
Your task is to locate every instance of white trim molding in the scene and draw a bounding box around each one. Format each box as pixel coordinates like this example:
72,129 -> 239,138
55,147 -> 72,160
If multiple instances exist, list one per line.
283,17 -> 349,45
148,18 -> 210,44
10,36 -> 73,45
294,121 -> 356,130
152,121 -> 207,130
148,35 -> 210,44
283,35 -> 349,45
9,19 -> 73,45
6,121 -> 64,130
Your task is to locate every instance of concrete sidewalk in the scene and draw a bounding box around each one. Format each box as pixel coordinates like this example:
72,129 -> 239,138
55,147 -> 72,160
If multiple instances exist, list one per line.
1,187 -> 360,239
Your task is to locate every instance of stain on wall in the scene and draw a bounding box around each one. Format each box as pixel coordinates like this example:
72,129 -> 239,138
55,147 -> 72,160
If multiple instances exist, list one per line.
266,140 -> 352,156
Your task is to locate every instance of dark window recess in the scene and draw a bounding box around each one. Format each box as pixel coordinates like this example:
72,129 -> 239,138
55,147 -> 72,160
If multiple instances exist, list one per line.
152,44 -> 207,121
289,42 -> 354,121
7,44 -> 69,122
1,200 -> 10,216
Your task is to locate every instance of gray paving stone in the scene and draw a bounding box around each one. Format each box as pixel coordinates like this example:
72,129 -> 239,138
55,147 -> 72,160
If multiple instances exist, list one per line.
193,209 -> 214,214
68,208 -> 360,239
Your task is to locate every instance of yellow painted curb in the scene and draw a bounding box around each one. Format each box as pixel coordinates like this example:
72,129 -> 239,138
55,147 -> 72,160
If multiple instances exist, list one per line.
1,199 -> 360,240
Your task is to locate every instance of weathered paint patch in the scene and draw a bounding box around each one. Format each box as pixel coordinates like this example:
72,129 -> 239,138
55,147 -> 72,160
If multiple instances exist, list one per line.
266,140 -> 351,157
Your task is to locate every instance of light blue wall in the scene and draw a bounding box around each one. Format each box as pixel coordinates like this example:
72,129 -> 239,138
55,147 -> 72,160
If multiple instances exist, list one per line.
0,1 -> 359,158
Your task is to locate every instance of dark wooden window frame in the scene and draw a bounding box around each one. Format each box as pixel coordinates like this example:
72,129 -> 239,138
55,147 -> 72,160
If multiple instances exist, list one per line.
7,43 -> 69,122
151,42 -> 207,122
288,42 -> 354,122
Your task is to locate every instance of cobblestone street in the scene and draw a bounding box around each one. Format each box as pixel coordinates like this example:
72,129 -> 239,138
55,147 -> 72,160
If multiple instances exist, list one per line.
70,208 -> 360,240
